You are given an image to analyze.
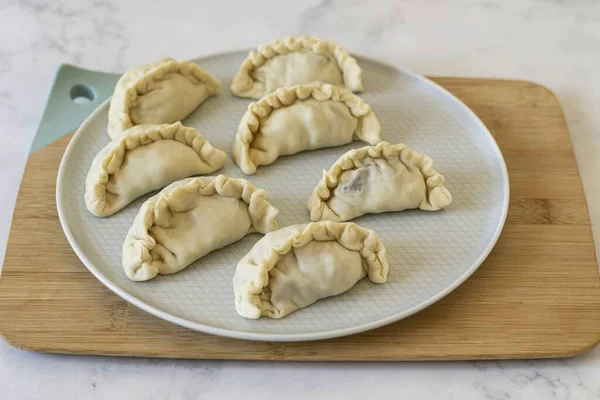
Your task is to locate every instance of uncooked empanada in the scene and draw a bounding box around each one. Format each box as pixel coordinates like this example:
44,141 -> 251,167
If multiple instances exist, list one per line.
233,82 -> 381,174
233,221 -> 388,319
231,36 -> 363,99
85,122 -> 227,217
308,142 -> 452,222
108,57 -> 221,139
122,175 -> 279,281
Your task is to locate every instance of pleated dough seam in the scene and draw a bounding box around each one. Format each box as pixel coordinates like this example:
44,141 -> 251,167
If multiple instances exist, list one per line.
111,58 -> 221,133
307,141 -> 450,220
87,122 -> 220,214
127,175 -> 279,277
239,221 -> 388,317
234,82 -> 379,174
231,36 -> 364,96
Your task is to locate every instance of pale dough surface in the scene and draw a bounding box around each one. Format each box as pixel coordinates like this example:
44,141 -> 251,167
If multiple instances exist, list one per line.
233,221 -> 388,319
308,142 -> 452,221
122,175 -> 279,281
85,123 -> 227,217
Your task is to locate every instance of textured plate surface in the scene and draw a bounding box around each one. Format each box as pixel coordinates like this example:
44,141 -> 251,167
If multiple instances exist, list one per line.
57,52 -> 509,341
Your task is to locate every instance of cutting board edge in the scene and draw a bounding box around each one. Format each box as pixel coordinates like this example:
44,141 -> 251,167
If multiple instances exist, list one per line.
2,332 -> 598,361
2,76 -> 600,360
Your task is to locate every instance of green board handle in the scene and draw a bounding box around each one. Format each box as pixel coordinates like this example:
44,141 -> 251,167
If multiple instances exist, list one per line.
31,64 -> 121,152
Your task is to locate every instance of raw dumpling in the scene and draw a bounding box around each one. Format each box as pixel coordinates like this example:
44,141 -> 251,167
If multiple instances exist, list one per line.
233,221 -> 388,319
231,36 -> 363,99
233,82 -> 381,175
108,57 -> 221,139
85,122 -> 227,217
308,142 -> 452,222
122,175 -> 279,281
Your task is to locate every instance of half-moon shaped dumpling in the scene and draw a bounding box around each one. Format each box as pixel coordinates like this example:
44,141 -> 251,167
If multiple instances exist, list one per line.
308,142 -> 452,222
233,221 -> 388,319
85,122 -> 227,217
233,82 -> 382,175
122,175 -> 279,281
108,57 -> 221,139
231,36 -> 363,99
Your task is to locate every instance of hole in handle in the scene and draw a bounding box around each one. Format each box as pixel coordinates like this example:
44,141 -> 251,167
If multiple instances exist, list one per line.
70,84 -> 96,104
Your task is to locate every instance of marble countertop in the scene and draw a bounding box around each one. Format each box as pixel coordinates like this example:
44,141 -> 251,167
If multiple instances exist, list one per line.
1,0 -> 600,398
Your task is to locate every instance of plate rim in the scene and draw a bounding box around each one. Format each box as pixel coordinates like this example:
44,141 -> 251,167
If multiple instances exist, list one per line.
56,52 -> 510,342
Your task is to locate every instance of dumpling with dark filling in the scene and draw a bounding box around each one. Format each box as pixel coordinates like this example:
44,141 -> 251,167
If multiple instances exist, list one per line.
308,142 -> 452,221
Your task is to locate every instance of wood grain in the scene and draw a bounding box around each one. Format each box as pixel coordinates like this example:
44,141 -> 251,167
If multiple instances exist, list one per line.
1,78 -> 599,360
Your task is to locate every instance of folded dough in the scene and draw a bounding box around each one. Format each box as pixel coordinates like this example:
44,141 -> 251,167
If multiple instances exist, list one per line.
122,175 -> 279,281
233,221 -> 388,319
233,82 -> 382,175
108,57 -> 221,139
231,36 -> 363,99
85,122 -> 227,217
308,142 -> 452,222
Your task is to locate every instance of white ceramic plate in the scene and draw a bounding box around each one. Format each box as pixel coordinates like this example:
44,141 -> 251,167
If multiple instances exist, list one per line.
57,51 -> 509,342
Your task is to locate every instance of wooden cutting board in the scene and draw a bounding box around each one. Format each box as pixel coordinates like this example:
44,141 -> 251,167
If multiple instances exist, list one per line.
1,77 -> 599,360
